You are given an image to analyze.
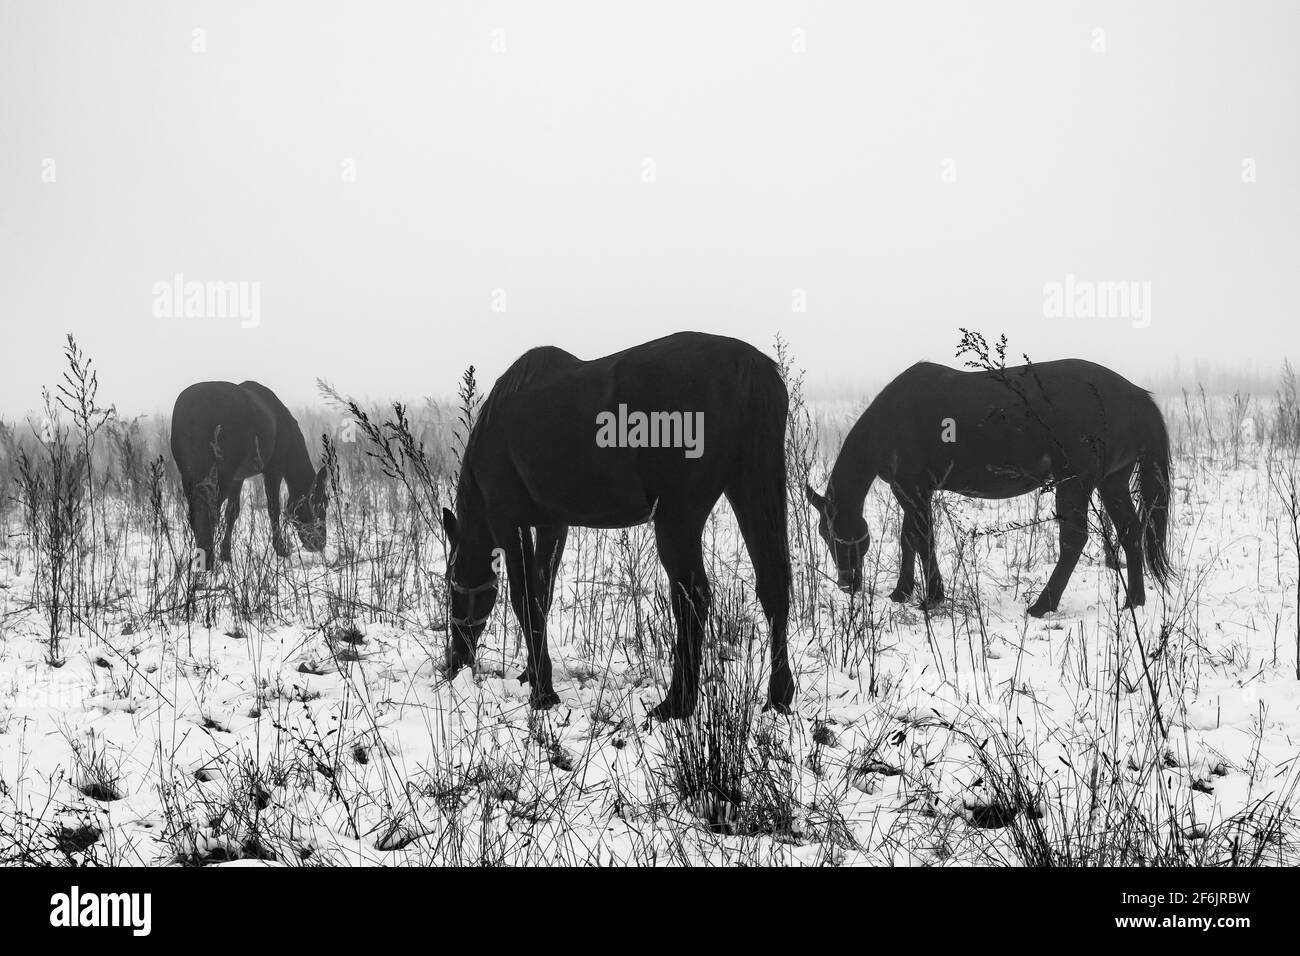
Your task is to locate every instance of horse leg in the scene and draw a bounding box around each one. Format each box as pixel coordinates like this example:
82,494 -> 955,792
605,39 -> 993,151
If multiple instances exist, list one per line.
184,478 -> 217,572
903,490 -> 944,610
502,524 -> 559,709
890,486 -> 917,602
220,478 -> 244,562
263,471 -> 290,557
1028,483 -> 1091,617
1099,471 -> 1145,609
532,524 -> 569,617
1098,496 -> 1122,570
650,512 -> 711,720
726,487 -> 794,714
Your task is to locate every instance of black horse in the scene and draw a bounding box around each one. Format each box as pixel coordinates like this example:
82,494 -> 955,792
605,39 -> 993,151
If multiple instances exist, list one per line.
807,359 -> 1171,617
441,331 -> 793,719
171,381 -> 328,569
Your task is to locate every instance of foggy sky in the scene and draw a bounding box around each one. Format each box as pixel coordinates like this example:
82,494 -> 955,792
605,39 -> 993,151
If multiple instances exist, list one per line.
2,0 -> 1297,417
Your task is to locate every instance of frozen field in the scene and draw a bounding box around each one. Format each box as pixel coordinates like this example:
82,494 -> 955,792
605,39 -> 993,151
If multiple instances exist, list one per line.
1,388 -> 1298,866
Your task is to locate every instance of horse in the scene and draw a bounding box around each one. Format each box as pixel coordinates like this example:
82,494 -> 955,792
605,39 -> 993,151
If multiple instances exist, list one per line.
440,331 -> 794,719
806,358 -> 1171,617
170,381 -> 328,570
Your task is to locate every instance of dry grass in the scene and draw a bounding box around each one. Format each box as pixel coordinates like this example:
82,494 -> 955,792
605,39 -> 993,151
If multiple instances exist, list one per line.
0,338 -> 1298,866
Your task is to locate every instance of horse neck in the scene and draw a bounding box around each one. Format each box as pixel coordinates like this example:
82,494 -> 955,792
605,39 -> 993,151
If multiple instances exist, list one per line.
828,408 -> 878,519
452,476 -> 495,577
280,424 -> 316,497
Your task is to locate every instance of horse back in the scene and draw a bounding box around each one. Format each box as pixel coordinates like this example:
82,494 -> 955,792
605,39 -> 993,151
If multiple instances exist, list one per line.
467,332 -> 782,525
873,359 -> 1160,489
170,381 -> 280,487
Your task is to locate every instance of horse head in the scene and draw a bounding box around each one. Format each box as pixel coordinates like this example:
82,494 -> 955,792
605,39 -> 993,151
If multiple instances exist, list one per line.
291,464 -> 330,552
441,506 -> 501,671
805,484 -> 868,593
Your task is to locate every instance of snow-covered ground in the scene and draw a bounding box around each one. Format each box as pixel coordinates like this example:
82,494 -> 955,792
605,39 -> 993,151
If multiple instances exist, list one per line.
1,423 -> 1297,866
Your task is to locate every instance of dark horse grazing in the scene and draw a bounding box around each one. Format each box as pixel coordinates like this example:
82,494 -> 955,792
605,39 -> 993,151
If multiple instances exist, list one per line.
441,331 -> 793,719
171,381 -> 328,569
807,359 -> 1171,617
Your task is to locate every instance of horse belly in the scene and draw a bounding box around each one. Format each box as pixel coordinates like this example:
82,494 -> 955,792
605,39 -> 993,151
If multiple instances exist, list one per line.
230,437 -> 271,480
575,504 -> 656,529
529,493 -> 653,529
232,455 -> 264,481
521,458 -> 654,528
943,454 -> 1052,499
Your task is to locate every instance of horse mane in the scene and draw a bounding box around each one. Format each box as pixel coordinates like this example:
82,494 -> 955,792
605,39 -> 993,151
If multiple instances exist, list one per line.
459,346 -> 577,493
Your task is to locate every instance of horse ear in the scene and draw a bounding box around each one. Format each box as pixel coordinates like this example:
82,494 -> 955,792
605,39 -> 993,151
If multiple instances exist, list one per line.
805,484 -> 826,510
441,507 -> 458,543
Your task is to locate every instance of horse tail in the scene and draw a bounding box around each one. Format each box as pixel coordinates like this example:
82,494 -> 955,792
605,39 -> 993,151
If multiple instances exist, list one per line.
729,354 -> 794,709
724,356 -> 791,607
1136,395 -> 1173,588
736,356 -> 791,585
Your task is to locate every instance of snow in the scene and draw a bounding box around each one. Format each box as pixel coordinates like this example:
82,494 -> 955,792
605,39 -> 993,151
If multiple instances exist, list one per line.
1,428 -> 1297,866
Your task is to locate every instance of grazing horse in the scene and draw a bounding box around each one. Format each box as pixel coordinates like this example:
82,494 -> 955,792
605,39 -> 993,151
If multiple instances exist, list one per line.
807,359 -> 1171,617
440,331 -> 794,719
171,381 -> 328,569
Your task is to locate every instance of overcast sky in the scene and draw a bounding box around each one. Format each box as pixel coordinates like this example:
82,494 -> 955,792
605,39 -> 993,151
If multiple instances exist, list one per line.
1,0 -> 1296,417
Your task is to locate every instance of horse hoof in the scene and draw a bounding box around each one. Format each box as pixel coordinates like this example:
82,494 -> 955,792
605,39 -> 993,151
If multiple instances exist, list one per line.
443,651 -> 474,676
649,697 -> 697,721
1027,602 -> 1051,619
917,597 -> 945,612
1121,596 -> 1146,611
529,689 -> 561,710
767,675 -> 795,713
888,588 -> 912,603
